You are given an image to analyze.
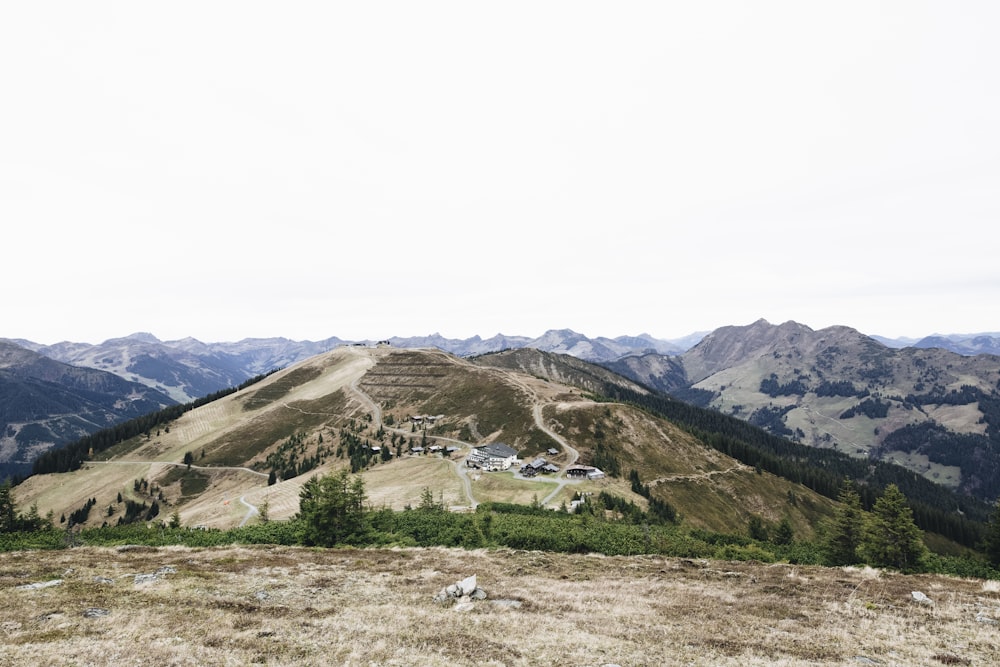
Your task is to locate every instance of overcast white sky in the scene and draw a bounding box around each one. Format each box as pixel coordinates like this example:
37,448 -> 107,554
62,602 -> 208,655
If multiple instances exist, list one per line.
3,2 -> 998,345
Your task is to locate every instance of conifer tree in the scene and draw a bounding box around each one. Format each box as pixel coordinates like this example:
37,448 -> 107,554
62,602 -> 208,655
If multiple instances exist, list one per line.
773,517 -> 794,545
0,481 -> 16,532
983,500 -> 1000,567
821,479 -> 864,566
747,515 -> 769,541
859,484 -> 927,572
297,469 -> 367,547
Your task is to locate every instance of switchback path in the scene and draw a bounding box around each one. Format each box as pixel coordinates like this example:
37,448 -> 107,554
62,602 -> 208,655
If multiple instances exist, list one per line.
648,464 -> 748,485
347,353 -> 596,509
89,460 -> 269,478
348,375 -> 480,509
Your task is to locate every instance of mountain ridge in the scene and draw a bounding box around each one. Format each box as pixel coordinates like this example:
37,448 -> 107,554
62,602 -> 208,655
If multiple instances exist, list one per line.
10,345 -> 841,540
606,320 -> 1000,501
0,341 -> 176,480
4,320 -> 998,495
14,344 -> 990,559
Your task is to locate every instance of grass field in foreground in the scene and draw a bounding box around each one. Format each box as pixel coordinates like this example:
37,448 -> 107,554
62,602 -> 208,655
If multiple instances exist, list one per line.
3,544 -> 999,666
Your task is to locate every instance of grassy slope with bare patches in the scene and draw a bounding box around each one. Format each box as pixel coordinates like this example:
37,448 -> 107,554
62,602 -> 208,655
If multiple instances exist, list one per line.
2,544 -> 999,666
17,346 -> 837,539
541,401 -> 837,537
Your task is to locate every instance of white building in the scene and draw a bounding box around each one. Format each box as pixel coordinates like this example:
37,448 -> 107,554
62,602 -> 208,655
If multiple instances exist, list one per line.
466,443 -> 518,471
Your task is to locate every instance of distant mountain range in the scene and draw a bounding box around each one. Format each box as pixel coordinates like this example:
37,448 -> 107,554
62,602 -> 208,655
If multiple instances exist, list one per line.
7,330 -> 693,404
872,332 -> 1000,355
3,323 -> 999,494
606,320 -> 1000,500
13,343 -> 991,556
9,327 -> 996,404
0,340 -> 175,479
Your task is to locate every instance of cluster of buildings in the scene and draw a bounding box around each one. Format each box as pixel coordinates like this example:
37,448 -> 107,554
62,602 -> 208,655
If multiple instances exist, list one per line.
464,443 -> 605,480
521,457 -> 559,477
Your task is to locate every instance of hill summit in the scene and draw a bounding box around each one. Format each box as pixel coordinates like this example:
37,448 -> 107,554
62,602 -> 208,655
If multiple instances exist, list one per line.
15,345 -> 836,539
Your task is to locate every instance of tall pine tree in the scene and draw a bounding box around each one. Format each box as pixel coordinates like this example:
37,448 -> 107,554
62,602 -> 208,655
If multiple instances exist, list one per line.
984,500 -> 1000,567
296,469 -> 367,547
0,481 -> 15,532
821,479 -> 864,566
860,484 -> 927,572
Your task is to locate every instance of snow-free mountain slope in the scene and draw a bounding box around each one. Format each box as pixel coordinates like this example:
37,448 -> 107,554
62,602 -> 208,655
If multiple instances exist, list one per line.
15,345 -> 836,538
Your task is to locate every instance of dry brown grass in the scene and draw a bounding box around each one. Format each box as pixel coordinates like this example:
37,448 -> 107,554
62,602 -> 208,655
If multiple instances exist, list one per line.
3,545 -> 1000,666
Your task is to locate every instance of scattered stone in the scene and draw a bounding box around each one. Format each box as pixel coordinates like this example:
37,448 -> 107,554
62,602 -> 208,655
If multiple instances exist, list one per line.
255,590 -> 270,601
975,612 -> 999,625
911,591 -> 934,606
16,579 -> 63,591
433,575 -> 488,607
458,575 -> 477,596
93,576 -> 114,585
134,566 -> 176,586
83,608 -> 110,618
852,658 -> 881,665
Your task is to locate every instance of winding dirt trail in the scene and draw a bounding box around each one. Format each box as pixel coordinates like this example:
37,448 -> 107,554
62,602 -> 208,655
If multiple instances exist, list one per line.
348,375 -> 480,508
647,463 -> 749,485
89,460 -> 268,478
238,495 -> 259,526
346,352 -> 598,509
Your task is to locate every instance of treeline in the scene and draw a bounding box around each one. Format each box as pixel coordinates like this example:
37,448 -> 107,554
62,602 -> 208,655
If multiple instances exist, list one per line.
595,381 -> 991,549
29,370 -> 280,478
4,471 -> 1000,580
0,481 -> 49,533
881,422 -> 1000,501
